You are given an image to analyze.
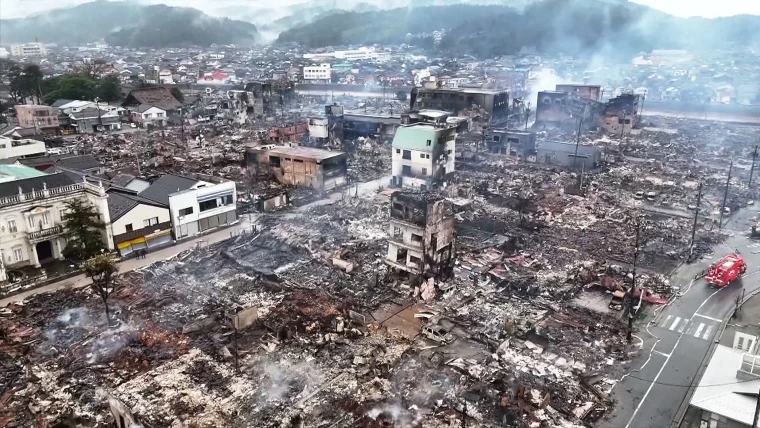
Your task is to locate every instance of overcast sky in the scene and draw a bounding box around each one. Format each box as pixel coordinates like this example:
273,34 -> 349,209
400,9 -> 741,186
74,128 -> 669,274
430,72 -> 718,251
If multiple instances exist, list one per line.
1,0 -> 759,19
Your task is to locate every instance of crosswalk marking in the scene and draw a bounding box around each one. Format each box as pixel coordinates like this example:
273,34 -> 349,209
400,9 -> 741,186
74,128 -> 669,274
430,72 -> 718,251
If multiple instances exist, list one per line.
702,325 -> 713,340
669,316 -> 681,331
694,323 -> 705,338
659,316 -> 718,342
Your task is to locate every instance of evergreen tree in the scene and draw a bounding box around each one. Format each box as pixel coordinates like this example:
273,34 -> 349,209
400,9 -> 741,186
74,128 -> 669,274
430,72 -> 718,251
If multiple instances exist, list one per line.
62,198 -> 106,262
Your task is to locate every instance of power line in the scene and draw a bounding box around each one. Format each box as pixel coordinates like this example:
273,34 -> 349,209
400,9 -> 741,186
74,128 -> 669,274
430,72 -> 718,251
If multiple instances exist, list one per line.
625,372 -> 759,388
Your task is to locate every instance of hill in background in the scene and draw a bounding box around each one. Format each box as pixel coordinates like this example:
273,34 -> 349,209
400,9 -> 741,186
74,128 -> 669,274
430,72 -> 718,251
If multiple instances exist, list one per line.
276,0 -> 760,58
0,0 -> 260,47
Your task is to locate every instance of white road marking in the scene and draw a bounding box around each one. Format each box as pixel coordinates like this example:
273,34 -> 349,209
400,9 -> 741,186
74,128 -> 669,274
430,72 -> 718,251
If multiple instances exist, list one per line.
653,350 -> 671,358
663,315 -> 672,327
694,323 -> 705,338
669,316 -> 681,331
702,325 -> 714,340
693,313 -> 722,322
624,287 -> 722,428
677,320 -> 687,333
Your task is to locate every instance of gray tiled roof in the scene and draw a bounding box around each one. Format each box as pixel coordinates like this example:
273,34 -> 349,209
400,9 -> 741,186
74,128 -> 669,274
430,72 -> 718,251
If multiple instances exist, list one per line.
0,173 -> 76,199
107,190 -> 167,222
138,174 -> 198,205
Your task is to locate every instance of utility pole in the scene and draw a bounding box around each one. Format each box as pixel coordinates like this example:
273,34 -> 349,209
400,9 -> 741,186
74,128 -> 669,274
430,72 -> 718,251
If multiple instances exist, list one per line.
95,97 -> 103,132
572,115 -> 583,169
689,182 -> 703,258
719,161 -> 733,229
628,218 -> 641,343
180,107 -> 186,145
749,145 -> 758,189
752,384 -> 760,428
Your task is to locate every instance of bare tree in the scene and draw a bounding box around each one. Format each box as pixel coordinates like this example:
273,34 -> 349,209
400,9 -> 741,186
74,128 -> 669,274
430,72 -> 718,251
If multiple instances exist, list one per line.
72,59 -> 108,79
84,254 -> 120,327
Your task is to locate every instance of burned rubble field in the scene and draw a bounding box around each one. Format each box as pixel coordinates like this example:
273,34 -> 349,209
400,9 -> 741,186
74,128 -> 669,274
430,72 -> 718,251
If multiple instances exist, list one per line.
2,115 -> 750,427
3,193 -> 633,428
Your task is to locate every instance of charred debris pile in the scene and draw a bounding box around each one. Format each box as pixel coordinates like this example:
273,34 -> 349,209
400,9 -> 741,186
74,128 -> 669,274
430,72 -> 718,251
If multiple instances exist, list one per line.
2,115 -> 755,427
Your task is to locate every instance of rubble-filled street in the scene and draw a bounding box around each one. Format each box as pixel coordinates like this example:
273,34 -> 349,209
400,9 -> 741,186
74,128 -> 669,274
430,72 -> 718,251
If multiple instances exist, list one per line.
3,108 -> 758,427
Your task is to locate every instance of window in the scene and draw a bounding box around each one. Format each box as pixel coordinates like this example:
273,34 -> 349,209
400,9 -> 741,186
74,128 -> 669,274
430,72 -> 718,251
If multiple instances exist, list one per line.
426,139 -> 432,146
7,220 -> 16,233
156,113 -> 165,118
179,207 -> 194,217
493,135 -> 501,142
13,247 -> 23,262
422,168 -> 428,176
199,199 -> 219,212
447,150 -> 452,155
402,165 -> 412,177
144,113 -> 152,119
42,212 -> 50,226
143,217 -> 159,228
426,154 -> 430,159
392,226 -> 402,237
411,233 -> 423,243
270,156 -> 281,167
125,224 -> 133,232
395,149 -> 400,154
402,150 -> 411,160
420,153 -> 426,159
27,216 -> 34,229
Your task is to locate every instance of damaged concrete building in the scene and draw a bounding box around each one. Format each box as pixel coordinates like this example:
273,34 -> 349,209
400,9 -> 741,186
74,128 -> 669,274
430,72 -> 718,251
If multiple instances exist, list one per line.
245,145 -> 348,190
410,87 -> 510,122
601,93 -> 641,134
391,123 -> 456,189
487,129 -> 537,159
386,191 -> 455,276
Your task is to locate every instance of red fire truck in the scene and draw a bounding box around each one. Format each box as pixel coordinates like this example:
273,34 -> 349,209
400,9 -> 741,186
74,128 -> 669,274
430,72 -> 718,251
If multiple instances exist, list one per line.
705,254 -> 746,287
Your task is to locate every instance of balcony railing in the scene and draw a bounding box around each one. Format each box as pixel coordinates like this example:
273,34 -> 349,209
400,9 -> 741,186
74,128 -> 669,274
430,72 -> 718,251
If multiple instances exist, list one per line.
113,221 -> 172,245
0,182 -> 102,209
27,225 -> 64,241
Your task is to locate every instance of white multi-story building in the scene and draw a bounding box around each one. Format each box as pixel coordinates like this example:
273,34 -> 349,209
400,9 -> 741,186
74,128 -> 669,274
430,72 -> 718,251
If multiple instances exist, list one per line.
303,64 -> 332,81
0,173 -> 113,282
10,43 -> 47,57
138,174 -> 237,241
303,47 -> 391,62
391,122 -> 457,190
0,136 -> 47,160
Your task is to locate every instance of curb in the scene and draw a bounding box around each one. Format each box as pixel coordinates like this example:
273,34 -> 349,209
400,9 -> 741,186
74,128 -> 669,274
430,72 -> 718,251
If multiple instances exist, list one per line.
670,287 -> 760,428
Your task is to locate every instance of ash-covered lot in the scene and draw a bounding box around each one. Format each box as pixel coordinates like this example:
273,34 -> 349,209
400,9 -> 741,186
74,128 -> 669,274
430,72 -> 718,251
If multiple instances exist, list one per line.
2,115 -> 756,428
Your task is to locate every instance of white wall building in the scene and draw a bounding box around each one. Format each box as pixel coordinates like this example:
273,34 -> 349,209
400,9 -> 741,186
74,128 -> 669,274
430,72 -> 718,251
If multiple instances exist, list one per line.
10,43 -> 47,57
107,191 -> 172,257
0,174 -> 112,282
138,174 -> 237,241
303,64 -> 331,81
168,180 -> 237,240
0,137 -> 47,160
304,47 -> 391,62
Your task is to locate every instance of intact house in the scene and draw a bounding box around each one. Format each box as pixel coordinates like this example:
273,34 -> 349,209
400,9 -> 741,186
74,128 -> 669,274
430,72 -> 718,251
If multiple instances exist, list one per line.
385,191 -> 455,276
245,145 -> 347,191
68,107 -> 122,133
14,104 -> 61,135
138,174 -> 237,241
391,123 -> 456,189
0,173 -> 113,282
122,87 -> 182,119
130,104 -> 168,128
107,190 -> 172,257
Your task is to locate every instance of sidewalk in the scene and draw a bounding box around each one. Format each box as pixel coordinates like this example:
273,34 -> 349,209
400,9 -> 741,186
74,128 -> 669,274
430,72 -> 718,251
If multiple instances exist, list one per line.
0,175 -> 391,307
0,219 -> 251,306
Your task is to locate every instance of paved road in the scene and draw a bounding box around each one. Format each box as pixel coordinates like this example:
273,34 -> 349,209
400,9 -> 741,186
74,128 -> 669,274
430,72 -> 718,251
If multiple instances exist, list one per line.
0,175 -> 390,307
598,208 -> 760,428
